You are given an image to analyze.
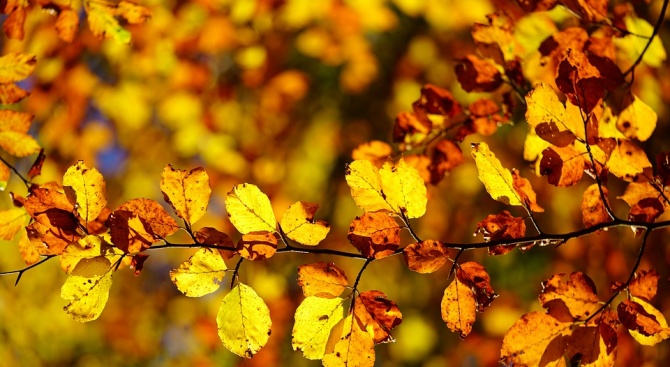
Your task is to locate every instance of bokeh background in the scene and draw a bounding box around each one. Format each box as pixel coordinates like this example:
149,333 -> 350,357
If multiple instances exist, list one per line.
1,0 -> 670,365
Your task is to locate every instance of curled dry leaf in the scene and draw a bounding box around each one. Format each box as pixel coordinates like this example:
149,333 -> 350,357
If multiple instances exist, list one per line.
297,262 -> 348,298
403,240 -> 449,273
322,314 -> 375,367
280,201 -> 330,246
217,283 -> 272,358
511,169 -> 544,212
237,231 -> 277,261
456,262 -> 498,312
441,277 -> 476,339
581,184 -> 612,228
539,272 -> 600,319
292,296 -> 345,359
475,210 -> 525,255
225,183 -> 276,234
348,212 -> 401,259
629,269 -> 660,302
354,290 -> 402,344
429,139 -> 463,184
170,248 -> 228,297
417,83 -> 462,117
160,165 -> 211,226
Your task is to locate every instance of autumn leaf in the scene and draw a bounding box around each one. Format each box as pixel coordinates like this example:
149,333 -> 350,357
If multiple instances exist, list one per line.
280,201 -> 330,246
441,277 -> 476,338
55,8 -> 79,43
539,145 -> 585,186
619,182 -> 670,222
0,83 -> 29,104
402,240 -> 450,273
616,93 -> 656,142
0,160 -> 7,190
379,158 -> 427,218
108,198 -> 178,253
619,296 -> 670,346
0,206 -> 28,240
429,139 -> 464,183
63,160 -> 107,224
539,272 -> 600,319
566,324 -> 617,367
525,82 -> 584,144
351,140 -> 392,167
194,227 -> 236,260
0,109 -> 40,157
160,165 -> 211,226
116,1 -> 152,24
581,184 -> 611,228
236,231 -> 277,260
3,0 -> 27,40
629,269 -> 659,302
17,229 -> 40,265
471,12 -> 524,63
345,160 -> 392,213
417,83 -> 462,117
511,169 -> 544,212
348,212 -> 401,259
60,235 -> 121,275
456,262 -> 498,312
354,290 -> 402,344
170,248 -> 228,297
475,211 -> 525,255
297,262 -> 348,298
472,142 -> 542,211
606,140 -> 652,182
61,270 -> 114,323
23,186 -> 81,255
27,149 -> 46,180
322,314 -> 375,367
85,1 -> 131,44
455,55 -> 502,92
217,283 -> 272,358
225,183 -> 276,234
0,52 -> 36,83
292,296 -> 345,359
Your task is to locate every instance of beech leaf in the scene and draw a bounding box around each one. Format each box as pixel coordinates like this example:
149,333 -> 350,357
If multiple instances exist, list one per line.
297,262 -> 348,298
217,283 -> 272,358
225,183 -> 276,234
61,271 -> 114,323
322,314 -> 375,367
441,278 -> 476,339
160,165 -> 211,226
280,201 -> 330,246
63,160 -> 107,224
170,248 -> 228,297
402,240 -> 450,273
292,296 -> 345,359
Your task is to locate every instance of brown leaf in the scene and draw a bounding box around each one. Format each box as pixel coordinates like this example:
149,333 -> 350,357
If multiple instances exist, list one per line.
347,212 -> 401,259
115,198 -> 178,239
55,8 -> 79,43
468,98 -> 505,136
540,146 -> 585,186
581,184 -> 611,228
194,227 -> 236,260
429,139 -> 463,184
629,269 -> 660,302
107,210 -> 155,253
441,277 -> 476,339
617,299 -> 663,336
297,262 -> 348,298
475,211 -> 525,255
535,122 -> 576,147
565,325 -> 617,367
539,272 -> 600,319
403,154 -> 432,184
456,261 -> 498,312
130,253 -> 149,276
3,6 -> 26,40
237,231 -> 277,260
471,12 -> 523,64
27,149 -> 46,180
354,290 -> 402,344
516,0 -> 558,12
511,169 -> 544,212
455,55 -> 502,92
393,111 -> 430,143
417,83 -> 462,117
561,0 -> 608,22
403,240 -> 450,273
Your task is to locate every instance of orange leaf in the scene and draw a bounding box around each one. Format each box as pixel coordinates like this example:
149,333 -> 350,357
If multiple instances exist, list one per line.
116,1 -> 152,24
429,139 -> 463,183
351,140 -> 392,168
322,314 -> 375,367
56,8 -> 79,43
108,198 -> 178,252
0,52 -> 36,83
347,212 -> 401,259
629,269 -> 660,302
606,139 -> 652,182
475,211 -> 525,255
617,299 -> 663,336
160,165 -> 211,226
354,290 -> 402,344
455,55 -> 502,92
441,277 -> 476,339
3,5 -> 25,40
581,184 -> 611,228
539,146 -> 585,186
456,262 -> 498,312
237,231 -> 277,260
511,168 -> 544,212
297,262 -> 348,298
539,272 -> 600,319
194,227 -> 236,260
0,83 -> 29,103
402,240 -> 450,273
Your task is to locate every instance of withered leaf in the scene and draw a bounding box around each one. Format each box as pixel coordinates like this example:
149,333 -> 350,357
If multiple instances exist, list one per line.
475,210 -> 525,255
629,269 -> 660,302
237,231 -> 277,261
429,139 -> 463,184
619,297 -> 670,345
348,212 -> 401,259
297,262 -> 348,298
540,146 -> 585,186
581,184 -> 612,228
194,227 -> 236,260
456,261 -> 498,312
354,290 -> 402,344
418,83 -> 462,117
455,55 -> 502,93
539,272 -> 600,319
403,240 -> 450,273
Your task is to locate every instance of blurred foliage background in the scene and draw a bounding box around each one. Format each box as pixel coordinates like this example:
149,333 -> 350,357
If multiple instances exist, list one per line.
1,0 -> 670,365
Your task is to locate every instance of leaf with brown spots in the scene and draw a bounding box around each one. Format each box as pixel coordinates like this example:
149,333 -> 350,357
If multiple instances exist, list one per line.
280,201 -> 330,246
539,146 -> 585,187
475,211 -> 525,255
606,140 -> 652,182
354,290 -> 402,344
348,212 -> 401,259
455,55 -> 502,93
456,262 -> 498,312
160,165 -> 211,226
236,231 -> 277,260
297,262 -> 348,298
539,272 -> 600,319
403,240 -> 450,273
194,227 -> 236,260
619,297 -> 670,345
581,184 -> 612,228
322,314 -> 375,367
629,269 -> 660,302
170,248 -> 228,297
441,277 -> 476,339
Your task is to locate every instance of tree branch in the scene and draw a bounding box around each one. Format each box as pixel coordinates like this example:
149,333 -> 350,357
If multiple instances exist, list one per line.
623,0 -> 669,78
0,255 -> 56,286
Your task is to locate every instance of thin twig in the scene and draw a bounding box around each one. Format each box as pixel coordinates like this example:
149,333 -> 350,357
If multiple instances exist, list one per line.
399,210 -> 422,243
230,257 -> 244,289
623,0 -> 669,78
0,155 -> 31,189
448,249 -> 465,279
0,255 -> 56,286
350,258 -> 373,312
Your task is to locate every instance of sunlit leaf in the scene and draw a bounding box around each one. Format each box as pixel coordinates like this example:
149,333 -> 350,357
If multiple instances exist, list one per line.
539,272 -> 600,319
217,283 -> 272,358
607,140 -> 652,182
322,314 -> 375,367
618,297 -> 670,345
60,235 -> 121,275
403,240 -> 450,273
354,290 -> 402,344
0,206 -> 27,240
160,165 -> 211,226
280,201 -> 330,246
170,248 -> 227,297
581,184 -> 611,228
345,160 -> 393,214
61,270 -> 114,322
292,296 -> 345,359
614,16 -> 667,68
194,227 -> 236,259
475,211 -> 525,255
539,145 -> 585,186
379,158 -> 427,218
351,140 -> 392,167
0,52 -> 36,83
236,231 -> 277,260
629,269 -> 659,302
63,160 -> 107,224
297,262 -> 348,298
55,8 -> 79,43
0,130 -> 40,157
108,198 -> 178,253
616,93 -> 656,142
455,55 -> 502,92
225,183 -> 276,234
457,262 -> 498,312
348,212 -> 401,259
85,1 -> 131,44
116,0 -> 152,24
525,82 -> 584,144
441,277 -> 476,338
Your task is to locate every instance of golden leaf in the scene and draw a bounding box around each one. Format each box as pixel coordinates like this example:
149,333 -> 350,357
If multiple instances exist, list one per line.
61,270 -> 114,322
344,160 -> 393,214
379,158 -> 427,218
539,272 -> 600,319
525,82 -> 584,143
0,206 -> 27,240
629,269 -> 659,302
63,160 -> 107,224
322,314 -> 375,367
280,201 -> 330,246
0,130 -> 40,157
471,142 -> 526,207
297,262 -> 348,298
0,52 -> 36,83
217,283 -> 272,358
292,296 -> 345,359
441,278 -> 476,338
160,165 -> 211,226
348,212 -> 401,259
225,183 -> 276,234
607,140 -> 652,182
169,248 -> 227,297
85,2 -> 131,44
354,290 -> 402,344
581,184 -> 611,228
619,297 -> 670,346
60,235 -> 121,275
403,240 -> 449,273
236,231 -> 277,260
616,93 -> 656,142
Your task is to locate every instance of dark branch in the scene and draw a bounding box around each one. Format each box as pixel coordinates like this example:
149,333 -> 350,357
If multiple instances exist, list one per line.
0,255 -> 56,286
623,0 -> 669,78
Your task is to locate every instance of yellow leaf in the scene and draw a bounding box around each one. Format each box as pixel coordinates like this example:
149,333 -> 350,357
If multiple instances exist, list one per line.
297,261 -> 348,298
322,314 -> 375,367
61,271 -> 114,322
581,185 -> 611,229
160,165 -> 211,226
471,142 -> 525,207
441,278 -> 476,338
0,160 -> 8,191
292,296 -> 345,359
116,0 -> 152,24
60,235 -> 121,275
0,207 -> 27,240
0,110 -> 32,133
0,52 -> 36,83
617,93 -> 656,142
566,325 -> 617,367
525,82 -> 584,143
63,160 -> 107,224
169,248 -> 227,297
85,2 -> 131,44
0,83 -> 29,104
280,201 -> 330,246
225,183 -> 276,234
0,131 -> 40,157
614,16 -> 666,68
626,296 -> 670,346
606,140 -> 652,182
18,229 -> 40,265
217,283 -> 272,358
345,160 -> 393,214
538,272 -> 600,319
379,158 -> 427,218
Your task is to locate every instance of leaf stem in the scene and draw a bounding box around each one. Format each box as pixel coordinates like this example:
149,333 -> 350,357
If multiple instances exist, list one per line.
230,257 -> 244,289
